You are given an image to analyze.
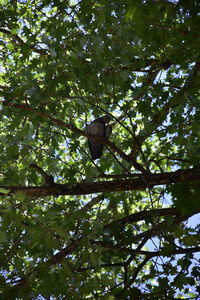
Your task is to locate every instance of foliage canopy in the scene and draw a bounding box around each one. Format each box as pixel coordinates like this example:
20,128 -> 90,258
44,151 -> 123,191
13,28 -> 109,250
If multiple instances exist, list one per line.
0,0 -> 200,299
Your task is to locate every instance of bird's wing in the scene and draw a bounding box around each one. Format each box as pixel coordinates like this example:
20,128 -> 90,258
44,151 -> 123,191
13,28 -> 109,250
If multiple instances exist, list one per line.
105,124 -> 112,139
87,121 -> 105,160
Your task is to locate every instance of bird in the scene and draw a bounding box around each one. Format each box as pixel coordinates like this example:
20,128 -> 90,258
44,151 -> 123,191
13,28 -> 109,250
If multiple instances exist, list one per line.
86,115 -> 112,160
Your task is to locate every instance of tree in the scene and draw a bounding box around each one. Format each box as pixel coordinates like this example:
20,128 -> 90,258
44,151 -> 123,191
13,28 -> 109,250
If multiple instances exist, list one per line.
0,0 -> 200,299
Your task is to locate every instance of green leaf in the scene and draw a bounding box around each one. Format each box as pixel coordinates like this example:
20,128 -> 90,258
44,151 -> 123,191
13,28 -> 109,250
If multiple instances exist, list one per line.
0,188 -> 10,194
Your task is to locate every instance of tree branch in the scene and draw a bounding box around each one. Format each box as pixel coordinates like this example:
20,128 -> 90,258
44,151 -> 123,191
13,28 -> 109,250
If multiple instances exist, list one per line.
1,167 -> 200,197
1,101 -> 150,174
29,163 -> 54,185
105,207 -> 187,228
0,27 -> 47,55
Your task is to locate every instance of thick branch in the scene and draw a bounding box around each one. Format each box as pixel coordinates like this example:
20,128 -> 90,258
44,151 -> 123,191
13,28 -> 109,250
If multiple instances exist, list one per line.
105,207 -> 187,228
1,167 -> 200,197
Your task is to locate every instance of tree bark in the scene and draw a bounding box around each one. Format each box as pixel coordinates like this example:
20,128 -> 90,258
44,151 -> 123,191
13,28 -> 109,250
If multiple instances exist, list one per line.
1,167 -> 200,197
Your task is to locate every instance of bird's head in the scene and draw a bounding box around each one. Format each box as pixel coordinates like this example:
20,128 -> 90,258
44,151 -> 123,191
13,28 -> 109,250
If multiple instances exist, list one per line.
101,115 -> 111,124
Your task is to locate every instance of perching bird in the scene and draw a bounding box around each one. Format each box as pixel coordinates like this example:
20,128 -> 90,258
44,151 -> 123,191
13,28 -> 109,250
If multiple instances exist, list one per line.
86,115 -> 112,160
